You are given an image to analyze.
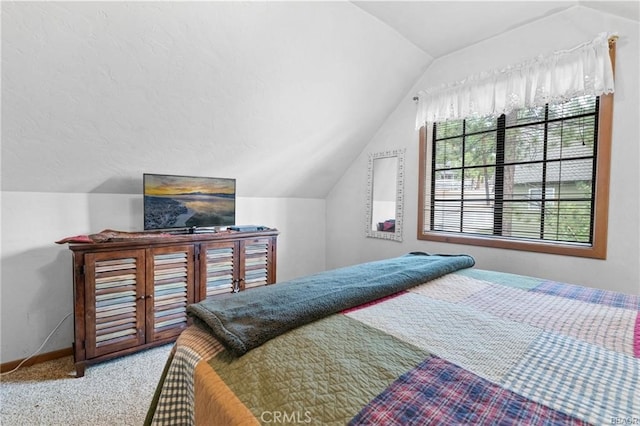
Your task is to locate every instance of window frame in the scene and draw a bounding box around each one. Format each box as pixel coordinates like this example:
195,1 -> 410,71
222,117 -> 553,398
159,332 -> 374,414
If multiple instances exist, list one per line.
417,44 -> 615,260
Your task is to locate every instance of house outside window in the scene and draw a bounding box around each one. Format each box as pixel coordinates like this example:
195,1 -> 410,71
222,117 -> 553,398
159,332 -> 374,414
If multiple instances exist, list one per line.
528,187 -> 556,210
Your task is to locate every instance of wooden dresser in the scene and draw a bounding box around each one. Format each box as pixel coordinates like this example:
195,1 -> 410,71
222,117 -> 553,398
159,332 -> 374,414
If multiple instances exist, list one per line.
67,229 -> 278,377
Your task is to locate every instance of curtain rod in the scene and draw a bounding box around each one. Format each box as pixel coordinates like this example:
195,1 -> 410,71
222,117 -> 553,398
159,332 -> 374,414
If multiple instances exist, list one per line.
412,35 -> 619,103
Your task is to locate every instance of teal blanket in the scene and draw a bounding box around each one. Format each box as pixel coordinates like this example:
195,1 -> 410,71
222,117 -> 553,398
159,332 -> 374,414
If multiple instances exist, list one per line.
187,252 -> 475,355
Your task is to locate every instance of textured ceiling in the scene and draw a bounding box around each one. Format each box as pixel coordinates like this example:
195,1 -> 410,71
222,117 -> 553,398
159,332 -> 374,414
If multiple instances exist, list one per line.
352,1 -> 574,58
2,1 -> 637,198
2,2 -> 429,197
352,1 -> 639,58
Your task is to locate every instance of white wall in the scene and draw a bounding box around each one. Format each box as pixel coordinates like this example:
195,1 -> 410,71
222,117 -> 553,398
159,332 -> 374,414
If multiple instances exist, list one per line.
0,193 -> 325,363
327,7 -> 640,296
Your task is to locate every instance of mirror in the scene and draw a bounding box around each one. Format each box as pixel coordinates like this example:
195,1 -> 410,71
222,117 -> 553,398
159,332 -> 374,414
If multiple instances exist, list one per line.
365,149 -> 405,241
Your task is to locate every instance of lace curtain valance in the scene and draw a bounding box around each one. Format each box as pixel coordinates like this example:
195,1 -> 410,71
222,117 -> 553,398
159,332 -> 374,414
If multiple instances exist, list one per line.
415,32 -> 616,128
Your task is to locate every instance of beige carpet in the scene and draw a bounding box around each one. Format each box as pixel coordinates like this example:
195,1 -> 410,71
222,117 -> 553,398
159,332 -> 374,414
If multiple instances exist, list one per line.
0,344 -> 173,426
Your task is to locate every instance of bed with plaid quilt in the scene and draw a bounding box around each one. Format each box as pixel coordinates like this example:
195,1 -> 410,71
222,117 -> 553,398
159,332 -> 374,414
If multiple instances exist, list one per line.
145,266 -> 639,425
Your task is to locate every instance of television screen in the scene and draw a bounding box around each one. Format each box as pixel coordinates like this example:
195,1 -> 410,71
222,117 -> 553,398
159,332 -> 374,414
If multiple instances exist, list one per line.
143,173 -> 236,230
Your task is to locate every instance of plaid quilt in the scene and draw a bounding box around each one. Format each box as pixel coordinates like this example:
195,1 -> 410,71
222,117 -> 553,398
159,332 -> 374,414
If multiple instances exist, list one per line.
146,268 -> 639,425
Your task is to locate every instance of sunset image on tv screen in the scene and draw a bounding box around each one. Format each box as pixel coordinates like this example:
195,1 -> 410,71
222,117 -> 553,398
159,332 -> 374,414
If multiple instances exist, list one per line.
143,174 -> 236,230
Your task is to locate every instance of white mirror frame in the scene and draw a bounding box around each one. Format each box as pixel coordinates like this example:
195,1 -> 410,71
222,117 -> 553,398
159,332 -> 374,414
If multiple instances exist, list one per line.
365,148 -> 405,242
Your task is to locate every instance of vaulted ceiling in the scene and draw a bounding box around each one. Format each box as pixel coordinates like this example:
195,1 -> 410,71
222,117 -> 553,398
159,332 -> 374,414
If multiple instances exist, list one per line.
353,1 -> 639,58
2,1 -> 638,198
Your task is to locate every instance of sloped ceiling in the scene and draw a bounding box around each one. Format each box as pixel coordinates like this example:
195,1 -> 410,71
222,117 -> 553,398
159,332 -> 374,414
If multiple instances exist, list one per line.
2,1 -> 638,198
2,1 -> 429,197
352,1 -> 639,59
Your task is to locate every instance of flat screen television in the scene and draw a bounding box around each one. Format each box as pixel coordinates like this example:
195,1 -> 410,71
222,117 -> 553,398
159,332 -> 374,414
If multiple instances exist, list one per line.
143,173 -> 236,231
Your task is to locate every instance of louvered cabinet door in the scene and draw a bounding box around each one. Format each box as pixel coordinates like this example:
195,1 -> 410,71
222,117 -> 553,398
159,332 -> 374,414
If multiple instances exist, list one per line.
200,241 -> 238,299
146,245 -> 195,342
85,250 -> 146,359
239,237 -> 275,290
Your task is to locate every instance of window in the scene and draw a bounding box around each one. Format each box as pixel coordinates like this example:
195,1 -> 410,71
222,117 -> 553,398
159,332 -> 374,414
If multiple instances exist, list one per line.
418,93 -> 613,259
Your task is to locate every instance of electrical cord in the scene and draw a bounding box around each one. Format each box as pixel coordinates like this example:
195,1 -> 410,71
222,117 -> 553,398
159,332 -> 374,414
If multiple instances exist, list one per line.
1,311 -> 73,376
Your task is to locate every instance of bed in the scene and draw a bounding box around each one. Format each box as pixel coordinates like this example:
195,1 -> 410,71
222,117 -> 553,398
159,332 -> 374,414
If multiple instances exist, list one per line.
145,253 -> 639,425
